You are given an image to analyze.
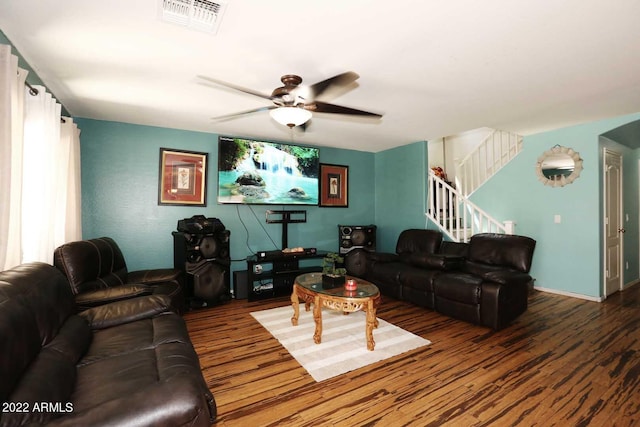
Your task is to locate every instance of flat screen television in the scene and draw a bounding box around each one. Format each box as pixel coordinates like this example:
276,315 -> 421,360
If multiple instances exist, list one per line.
217,136 -> 320,205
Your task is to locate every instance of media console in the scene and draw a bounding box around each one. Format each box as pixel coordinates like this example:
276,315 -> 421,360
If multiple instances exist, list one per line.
246,249 -> 329,301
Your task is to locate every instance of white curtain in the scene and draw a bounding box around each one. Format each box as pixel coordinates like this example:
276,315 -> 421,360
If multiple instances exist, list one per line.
0,44 -> 82,269
59,117 -> 82,243
0,45 -> 27,270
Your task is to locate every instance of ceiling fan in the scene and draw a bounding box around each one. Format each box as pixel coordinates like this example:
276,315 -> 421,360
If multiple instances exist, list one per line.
197,71 -> 382,128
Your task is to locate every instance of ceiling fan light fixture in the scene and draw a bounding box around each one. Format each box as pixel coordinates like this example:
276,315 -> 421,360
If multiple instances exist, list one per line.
270,107 -> 312,128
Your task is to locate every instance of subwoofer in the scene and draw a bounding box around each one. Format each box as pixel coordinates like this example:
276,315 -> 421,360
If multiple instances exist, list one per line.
189,260 -> 229,304
338,225 -> 376,254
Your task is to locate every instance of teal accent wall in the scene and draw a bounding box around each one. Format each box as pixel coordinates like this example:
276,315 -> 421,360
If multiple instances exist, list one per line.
470,112 -> 640,298
76,119 -> 375,274
77,112 -> 640,300
374,141 -> 429,252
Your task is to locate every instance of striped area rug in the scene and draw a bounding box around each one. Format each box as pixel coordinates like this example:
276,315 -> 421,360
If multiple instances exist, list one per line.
251,305 -> 431,382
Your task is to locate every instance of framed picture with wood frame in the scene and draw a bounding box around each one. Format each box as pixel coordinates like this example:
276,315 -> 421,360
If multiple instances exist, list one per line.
319,163 -> 348,207
158,148 -> 208,206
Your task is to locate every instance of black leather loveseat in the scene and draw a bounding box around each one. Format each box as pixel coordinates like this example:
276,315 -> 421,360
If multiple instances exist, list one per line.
345,229 -> 536,330
0,262 -> 216,426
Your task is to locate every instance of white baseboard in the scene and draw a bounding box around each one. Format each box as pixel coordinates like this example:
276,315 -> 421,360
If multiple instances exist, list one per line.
535,279 -> 640,302
533,286 -> 603,302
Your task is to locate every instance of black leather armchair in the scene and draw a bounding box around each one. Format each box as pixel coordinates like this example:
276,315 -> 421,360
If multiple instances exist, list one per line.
54,237 -> 185,313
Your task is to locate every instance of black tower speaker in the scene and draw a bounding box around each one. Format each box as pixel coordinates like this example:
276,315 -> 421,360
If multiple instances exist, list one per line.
338,225 -> 377,254
173,216 -> 231,308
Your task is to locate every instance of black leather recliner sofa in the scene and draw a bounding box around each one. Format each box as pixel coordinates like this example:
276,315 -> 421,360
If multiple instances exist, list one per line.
53,237 -> 185,313
345,230 -> 536,330
0,262 -> 216,426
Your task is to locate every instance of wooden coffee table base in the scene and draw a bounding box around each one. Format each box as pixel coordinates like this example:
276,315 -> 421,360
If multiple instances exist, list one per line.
291,283 -> 381,351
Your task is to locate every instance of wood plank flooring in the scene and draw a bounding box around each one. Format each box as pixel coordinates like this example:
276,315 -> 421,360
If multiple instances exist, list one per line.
183,286 -> 640,426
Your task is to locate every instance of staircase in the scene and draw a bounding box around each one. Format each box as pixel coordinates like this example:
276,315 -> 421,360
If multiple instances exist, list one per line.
456,129 -> 523,197
426,129 -> 521,242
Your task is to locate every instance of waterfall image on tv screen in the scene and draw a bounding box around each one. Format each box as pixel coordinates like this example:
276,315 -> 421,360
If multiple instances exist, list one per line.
217,136 -> 320,205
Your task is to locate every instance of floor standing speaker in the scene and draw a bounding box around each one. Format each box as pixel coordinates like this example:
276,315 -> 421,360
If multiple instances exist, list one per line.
338,225 -> 377,254
172,216 -> 231,307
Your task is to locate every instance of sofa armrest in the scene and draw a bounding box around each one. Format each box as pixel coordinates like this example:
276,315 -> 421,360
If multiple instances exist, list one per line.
345,250 -> 399,278
481,281 -> 529,330
79,295 -> 173,330
75,285 -> 151,309
127,268 -> 182,285
483,270 -> 532,286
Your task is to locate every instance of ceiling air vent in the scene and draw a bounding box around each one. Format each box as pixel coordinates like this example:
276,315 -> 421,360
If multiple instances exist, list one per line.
159,0 -> 227,34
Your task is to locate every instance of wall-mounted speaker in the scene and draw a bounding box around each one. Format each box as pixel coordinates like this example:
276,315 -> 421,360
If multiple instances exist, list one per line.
338,225 -> 377,254
172,217 -> 231,307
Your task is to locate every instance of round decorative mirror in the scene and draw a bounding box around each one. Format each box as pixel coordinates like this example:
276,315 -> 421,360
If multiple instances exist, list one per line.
535,145 -> 583,187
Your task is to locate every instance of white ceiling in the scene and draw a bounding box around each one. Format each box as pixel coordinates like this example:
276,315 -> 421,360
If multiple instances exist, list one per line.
2,0 -> 640,153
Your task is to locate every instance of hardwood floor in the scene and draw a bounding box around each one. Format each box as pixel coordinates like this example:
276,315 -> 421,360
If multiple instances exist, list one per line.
183,286 -> 640,426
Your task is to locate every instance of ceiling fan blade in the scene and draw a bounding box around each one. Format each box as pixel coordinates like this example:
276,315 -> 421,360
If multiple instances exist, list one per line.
197,75 -> 273,101
212,105 -> 277,121
310,101 -> 383,118
307,71 -> 360,100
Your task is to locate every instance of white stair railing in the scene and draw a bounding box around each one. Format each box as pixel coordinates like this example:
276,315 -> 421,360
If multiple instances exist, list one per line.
426,171 -> 514,242
455,130 -> 523,197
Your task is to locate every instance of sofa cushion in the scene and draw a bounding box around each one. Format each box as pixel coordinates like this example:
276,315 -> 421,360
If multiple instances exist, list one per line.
395,229 -> 442,255
79,312 -> 189,366
3,316 -> 91,426
67,344 -> 214,426
468,233 -> 536,273
68,312 -> 215,426
398,265 -> 441,292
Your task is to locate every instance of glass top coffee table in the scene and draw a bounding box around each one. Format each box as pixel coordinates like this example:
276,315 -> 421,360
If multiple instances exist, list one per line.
291,272 -> 381,351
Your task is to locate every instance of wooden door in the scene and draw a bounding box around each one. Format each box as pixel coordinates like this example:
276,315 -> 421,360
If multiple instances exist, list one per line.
604,149 -> 623,297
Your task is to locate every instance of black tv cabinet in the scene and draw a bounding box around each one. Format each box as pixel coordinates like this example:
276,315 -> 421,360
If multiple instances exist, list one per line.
246,250 -> 329,301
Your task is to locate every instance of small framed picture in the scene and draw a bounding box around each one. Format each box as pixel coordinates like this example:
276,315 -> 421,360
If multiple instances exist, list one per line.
158,148 -> 208,206
319,163 -> 348,207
